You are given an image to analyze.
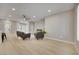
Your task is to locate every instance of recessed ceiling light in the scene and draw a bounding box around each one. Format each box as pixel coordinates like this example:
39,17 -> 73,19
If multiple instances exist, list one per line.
48,9 -> 51,12
12,8 -> 15,11
33,16 -> 36,18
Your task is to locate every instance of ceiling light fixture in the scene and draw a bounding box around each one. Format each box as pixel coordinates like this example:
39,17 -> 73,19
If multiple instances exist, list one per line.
33,16 -> 36,18
12,8 -> 15,11
48,9 -> 51,12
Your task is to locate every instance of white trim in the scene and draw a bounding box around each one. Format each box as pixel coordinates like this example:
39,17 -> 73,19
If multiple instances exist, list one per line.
45,37 -> 79,54
45,37 -> 74,44
73,43 -> 79,54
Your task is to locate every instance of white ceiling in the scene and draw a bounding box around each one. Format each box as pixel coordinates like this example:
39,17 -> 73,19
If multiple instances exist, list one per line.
0,3 -> 75,22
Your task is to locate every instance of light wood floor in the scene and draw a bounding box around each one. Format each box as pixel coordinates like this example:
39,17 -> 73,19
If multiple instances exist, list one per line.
0,34 -> 78,55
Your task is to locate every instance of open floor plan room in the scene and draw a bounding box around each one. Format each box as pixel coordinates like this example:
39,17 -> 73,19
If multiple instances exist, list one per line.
0,3 -> 78,55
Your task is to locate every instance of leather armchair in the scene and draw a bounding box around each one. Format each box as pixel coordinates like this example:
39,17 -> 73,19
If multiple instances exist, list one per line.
34,31 -> 44,40
16,31 -> 31,40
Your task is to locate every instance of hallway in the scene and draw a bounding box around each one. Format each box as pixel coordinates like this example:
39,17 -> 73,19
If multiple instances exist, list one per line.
0,34 -> 77,55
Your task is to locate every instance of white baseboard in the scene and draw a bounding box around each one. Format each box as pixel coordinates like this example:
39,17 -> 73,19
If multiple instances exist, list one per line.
45,37 -> 79,54
45,37 -> 75,44
73,43 -> 79,54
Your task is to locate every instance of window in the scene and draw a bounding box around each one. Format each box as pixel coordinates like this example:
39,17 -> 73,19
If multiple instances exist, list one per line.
5,21 -> 11,33
17,23 -> 29,33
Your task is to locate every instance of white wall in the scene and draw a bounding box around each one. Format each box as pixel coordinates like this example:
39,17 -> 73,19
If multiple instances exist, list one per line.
0,20 -> 11,33
74,4 -> 77,43
0,22 -> 5,33
11,21 -> 17,33
11,21 -> 30,34
75,4 -> 79,54
34,19 -> 45,32
29,22 -> 35,33
45,9 -> 75,42
0,20 -> 30,34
